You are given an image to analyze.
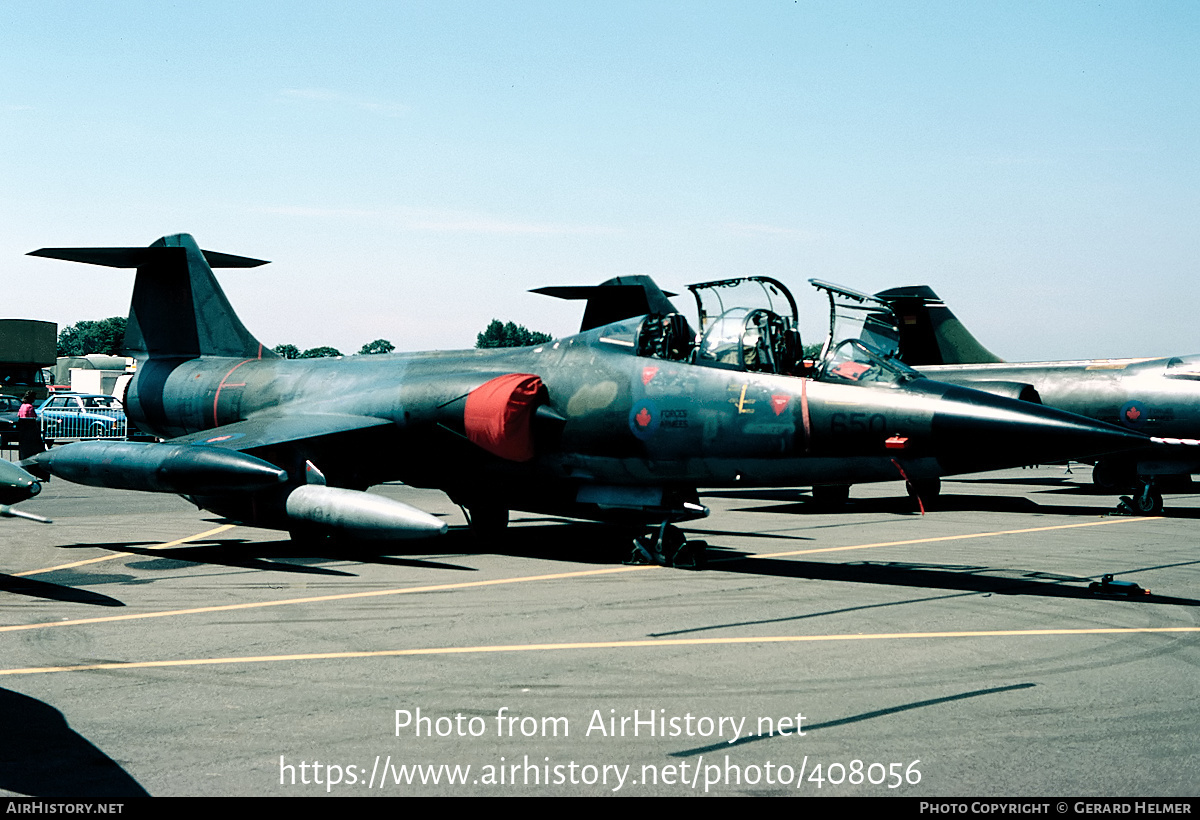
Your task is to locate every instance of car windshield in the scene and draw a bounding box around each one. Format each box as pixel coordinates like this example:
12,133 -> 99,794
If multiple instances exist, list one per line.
42,395 -> 124,410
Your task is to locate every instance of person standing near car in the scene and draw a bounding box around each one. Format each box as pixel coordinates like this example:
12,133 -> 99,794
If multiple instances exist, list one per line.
17,391 -> 36,420
17,391 -> 45,460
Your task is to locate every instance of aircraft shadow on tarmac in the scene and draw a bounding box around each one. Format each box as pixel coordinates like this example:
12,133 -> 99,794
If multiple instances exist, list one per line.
0,687 -> 149,797
706,554 -> 1200,606
645,557 -> 1200,646
670,682 -> 1038,757
702,487 -> 1051,514
46,536 -> 480,577
704,487 -> 1200,517
396,526 -> 1200,608
0,573 -> 124,608
25,518 -> 1197,607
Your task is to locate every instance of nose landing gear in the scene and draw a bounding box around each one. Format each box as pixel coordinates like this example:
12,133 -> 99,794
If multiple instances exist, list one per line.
1117,480 -> 1164,516
626,522 -> 707,569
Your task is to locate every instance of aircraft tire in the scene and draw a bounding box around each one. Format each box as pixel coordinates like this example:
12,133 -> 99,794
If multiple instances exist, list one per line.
1134,487 -> 1164,516
660,525 -> 686,566
812,484 -> 850,508
907,478 -> 941,510
468,505 -> 508,537
1092,458 -> 1135,491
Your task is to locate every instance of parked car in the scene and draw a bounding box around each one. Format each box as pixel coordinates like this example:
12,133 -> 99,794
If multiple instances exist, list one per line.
37,393 -> 128,440
0,395 -> 21,446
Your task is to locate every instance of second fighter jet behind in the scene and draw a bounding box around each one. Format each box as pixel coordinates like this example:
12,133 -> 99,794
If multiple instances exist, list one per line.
875,284 -> 1200,514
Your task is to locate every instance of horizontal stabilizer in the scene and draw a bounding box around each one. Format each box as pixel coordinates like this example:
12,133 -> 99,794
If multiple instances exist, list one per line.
533,276 -> 681,332
31,233 -> 272,360
28,246 -> 269,269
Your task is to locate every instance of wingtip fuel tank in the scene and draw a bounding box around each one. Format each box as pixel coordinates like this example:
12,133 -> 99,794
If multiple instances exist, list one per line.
27,441 -> 288,495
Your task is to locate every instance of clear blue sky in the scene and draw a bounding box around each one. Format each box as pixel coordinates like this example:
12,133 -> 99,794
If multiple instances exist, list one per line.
3,1 -> 1197,359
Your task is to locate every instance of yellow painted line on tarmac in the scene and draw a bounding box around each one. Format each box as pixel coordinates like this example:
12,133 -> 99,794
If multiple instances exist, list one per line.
0,515 -> 1163,634
13,524 -> 237,577
0,565 -> 658,633
748,515 -> 1159,560
1,626 -> 1195,676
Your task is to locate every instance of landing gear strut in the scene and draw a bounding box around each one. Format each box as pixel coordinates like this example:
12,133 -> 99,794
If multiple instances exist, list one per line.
626,522 -> 707,569
1117,480 -> 1163,516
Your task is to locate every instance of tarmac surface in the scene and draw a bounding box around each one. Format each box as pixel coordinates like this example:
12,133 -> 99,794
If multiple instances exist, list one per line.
1,465 -> 1197,797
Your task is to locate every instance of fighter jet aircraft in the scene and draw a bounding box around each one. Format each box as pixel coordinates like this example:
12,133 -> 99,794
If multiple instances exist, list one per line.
22,235 -> 1150,564
874,285 -> 1200,514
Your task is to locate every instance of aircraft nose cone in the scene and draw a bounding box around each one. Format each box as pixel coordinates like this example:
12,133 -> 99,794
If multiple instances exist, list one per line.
931,385 -> 1148,474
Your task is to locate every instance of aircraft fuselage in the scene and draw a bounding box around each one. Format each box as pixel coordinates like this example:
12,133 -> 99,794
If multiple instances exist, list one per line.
123,319 -> 1148,527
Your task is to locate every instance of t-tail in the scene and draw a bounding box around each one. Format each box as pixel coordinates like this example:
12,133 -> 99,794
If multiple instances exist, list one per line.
29,233 -> 275,361
531,275 -> 685,333
873,285 -> 1003,366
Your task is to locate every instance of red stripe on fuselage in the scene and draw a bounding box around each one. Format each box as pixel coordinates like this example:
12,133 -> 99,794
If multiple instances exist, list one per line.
213,360 -> 254,426
800,378 -> 812,454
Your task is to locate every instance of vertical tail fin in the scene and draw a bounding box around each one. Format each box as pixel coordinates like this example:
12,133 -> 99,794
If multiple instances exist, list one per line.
29,233 -> 275,360
873,285 -> 1004,365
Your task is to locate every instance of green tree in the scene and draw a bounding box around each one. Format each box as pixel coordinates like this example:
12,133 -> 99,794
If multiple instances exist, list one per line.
358,339 -> 395,355
272,343 -> 300,359
299,346 -> 342,358
57,317 -> 127,357
475,320 -> 552,349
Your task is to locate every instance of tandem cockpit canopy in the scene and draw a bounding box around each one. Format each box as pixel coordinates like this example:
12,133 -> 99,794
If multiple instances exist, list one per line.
690,307 -> 802,375
681,276 -> 805,376
809,278 -> 902,361
599,273 -> 919,385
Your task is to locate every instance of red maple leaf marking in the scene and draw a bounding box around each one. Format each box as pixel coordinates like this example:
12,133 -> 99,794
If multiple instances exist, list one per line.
642,366 -> 659,385
635,407 -> 653,427
1125,406 -> 1142,421
771,395 -> 790,415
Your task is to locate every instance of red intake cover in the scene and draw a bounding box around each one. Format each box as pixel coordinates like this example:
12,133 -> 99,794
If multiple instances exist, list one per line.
464,373 -> 545,462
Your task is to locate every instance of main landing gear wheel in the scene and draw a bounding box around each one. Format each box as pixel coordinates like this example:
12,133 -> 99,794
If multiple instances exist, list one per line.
466,505 -> 509,538
907,477 -> 941,511
811,484 -> 850,508
626,523 -> 705,569
1092,458 -> 1136,492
